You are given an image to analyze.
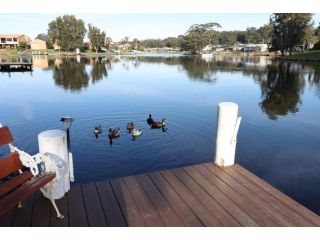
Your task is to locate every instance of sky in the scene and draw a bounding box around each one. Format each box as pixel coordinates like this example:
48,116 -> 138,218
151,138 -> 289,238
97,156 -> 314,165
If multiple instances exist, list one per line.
1,13 -> 320,41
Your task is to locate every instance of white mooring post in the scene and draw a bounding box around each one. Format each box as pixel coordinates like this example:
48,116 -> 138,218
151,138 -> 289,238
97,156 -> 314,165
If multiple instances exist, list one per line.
214,102 -> 242,167
38,129 -> 73,199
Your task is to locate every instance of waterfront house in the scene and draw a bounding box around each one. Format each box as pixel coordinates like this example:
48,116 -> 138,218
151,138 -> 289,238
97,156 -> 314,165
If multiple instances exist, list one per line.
30,39 -> 47,50
244,44 -> 268,52
0,34 -> 30,49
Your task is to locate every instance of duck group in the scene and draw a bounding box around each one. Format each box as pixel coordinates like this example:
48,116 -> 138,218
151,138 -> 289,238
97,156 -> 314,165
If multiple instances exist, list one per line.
93,114 -> 166,144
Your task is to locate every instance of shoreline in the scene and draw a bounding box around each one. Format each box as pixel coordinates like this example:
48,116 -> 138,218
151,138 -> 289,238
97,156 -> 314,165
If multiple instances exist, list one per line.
1,50 -> 320,63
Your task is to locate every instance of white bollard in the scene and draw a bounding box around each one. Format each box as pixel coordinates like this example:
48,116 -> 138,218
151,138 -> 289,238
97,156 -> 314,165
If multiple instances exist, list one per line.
214,102 -> 242,167
38,129 -> 72,199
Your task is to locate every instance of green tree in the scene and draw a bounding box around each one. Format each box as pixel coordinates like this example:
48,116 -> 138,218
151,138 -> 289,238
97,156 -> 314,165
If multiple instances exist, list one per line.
48,15 -> 86,52
131,38 -> 140,50
183,22 -> 221,54
270,13 -> 313,55
257,24 -> 273,45
88,24 -> 106,53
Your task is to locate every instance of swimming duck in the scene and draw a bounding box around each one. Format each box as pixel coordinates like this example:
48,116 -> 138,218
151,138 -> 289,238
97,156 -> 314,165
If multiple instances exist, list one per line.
127,122 -> 134,131
147,114 -> 154,125
108,128 -> 120,139
151,118 -> 166,129
131,128 -> 142,137
94,125 -> 102,135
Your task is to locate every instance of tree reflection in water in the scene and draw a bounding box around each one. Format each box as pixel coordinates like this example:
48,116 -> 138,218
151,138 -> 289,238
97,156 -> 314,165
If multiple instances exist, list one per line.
257,61 -> 305,120
49,57 -> 110,92
47,55 -> 320,119
90,57 -> 108,83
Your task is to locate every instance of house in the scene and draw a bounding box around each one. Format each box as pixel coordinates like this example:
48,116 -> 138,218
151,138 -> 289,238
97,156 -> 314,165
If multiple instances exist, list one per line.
226,44 -> 245,51
244,44 -> 268,52
30,39 -> 47,50
0,34 -> 30,49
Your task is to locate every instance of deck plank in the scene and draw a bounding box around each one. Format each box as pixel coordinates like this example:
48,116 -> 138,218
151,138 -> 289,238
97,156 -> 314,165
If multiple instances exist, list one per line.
110,178 -> 146,226
31,192 -> 50,227
1,162 -> 319,227
233,164 -> 320,226
123,176 -> 165,226
67,185 -> 88,227
183,166 -> 259,226
197,164 -> 292,226
217,164 -> 315,226
96,181 -> 127,227
49,195 -> 69,227
171,167 -> 240,226
11,193 -> 34,227
0,209 -> 14,227
160,169 -> 221,226
82,182 -> 107,226
148,172 -> 203,227
135,174 -> 184,226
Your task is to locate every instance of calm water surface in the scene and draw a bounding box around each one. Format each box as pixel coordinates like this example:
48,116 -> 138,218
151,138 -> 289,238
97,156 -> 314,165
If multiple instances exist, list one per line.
1,54 -> 320,214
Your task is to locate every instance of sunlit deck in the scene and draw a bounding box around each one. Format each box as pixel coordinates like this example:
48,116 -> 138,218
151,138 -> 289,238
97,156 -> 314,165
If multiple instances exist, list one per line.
1,162 -> 320,227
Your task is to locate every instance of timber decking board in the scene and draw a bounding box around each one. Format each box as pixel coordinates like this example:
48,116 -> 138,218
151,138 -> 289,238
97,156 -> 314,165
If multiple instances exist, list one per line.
1,163 -> 319,227
214,164 -> 314,226
95,181 -> 127,227
192,164 -> 280,226
171,167 -> 240,227
110,178 -> 146,227
183,166 -> 258,226
232,164 -> 320,226
31,192 -> 50,227
135,174 -> 184,226
148,171 -> 203,227
11,193 -> 34,227
67,185 -> 88,227
82,183 -> 107,226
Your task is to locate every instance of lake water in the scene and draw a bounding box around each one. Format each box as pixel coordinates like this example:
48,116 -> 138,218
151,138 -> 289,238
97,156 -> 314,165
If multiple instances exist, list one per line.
1,54 -> 320,214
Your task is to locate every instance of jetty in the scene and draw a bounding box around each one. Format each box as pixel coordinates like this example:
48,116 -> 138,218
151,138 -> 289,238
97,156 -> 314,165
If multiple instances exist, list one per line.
1,162 -> 319,227
0,60 -> 32,72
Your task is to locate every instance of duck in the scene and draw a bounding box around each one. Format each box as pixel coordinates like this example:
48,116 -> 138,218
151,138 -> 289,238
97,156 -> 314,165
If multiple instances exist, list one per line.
131,128 -> 142,137
147,114 -> 154,125
151,118 -> 166,129
127,121 -> 134,131
108,128 -> 120,139
93,125 -> 102,135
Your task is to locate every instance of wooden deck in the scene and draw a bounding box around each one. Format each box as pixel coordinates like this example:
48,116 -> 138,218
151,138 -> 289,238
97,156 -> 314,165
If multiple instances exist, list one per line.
1,163 -> 320,227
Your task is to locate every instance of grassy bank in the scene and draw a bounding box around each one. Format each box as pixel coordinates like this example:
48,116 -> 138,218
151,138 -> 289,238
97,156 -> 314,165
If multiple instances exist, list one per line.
283,50 -> 320,61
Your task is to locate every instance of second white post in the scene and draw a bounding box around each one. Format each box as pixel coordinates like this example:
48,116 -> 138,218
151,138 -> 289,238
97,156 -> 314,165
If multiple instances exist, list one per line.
214,102 -> 242,167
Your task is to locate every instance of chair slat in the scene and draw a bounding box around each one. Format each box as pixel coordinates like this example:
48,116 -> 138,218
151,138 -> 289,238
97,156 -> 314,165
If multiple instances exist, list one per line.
0,173 -> 56,217
0,126 -> 13,146
0,171 -> 33,198
0,153 -> 22,179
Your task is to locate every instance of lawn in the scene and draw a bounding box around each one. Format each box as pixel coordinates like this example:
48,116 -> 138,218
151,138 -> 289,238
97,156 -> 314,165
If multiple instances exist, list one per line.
286,50 -> 320,60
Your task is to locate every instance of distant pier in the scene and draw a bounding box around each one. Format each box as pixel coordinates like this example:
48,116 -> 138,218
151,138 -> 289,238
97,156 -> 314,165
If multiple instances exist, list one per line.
0,59 -> 33,72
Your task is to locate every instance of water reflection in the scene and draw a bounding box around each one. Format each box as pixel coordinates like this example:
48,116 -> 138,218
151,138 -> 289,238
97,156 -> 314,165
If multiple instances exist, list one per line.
90,58 -> 108,83
45,55 -> 320,118
48,57 -> 110,92
256,62 -> 305,120
50,58 -> 90,92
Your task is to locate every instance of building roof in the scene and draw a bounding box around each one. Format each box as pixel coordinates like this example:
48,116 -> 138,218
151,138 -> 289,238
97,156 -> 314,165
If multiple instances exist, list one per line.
31,39 -> 46,43
0,34 -> 27,38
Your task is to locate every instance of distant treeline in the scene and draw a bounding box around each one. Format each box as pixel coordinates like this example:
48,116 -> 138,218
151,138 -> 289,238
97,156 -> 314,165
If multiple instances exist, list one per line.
139,25 -> 273,48
38,14 -> 320,55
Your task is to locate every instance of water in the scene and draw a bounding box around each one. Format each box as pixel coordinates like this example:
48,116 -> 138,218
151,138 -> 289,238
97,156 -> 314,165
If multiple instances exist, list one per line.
0,54 -> 320,214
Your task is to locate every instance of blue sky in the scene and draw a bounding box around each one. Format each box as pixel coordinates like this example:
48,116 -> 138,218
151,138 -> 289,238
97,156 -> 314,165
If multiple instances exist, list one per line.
1,13 -> 319,41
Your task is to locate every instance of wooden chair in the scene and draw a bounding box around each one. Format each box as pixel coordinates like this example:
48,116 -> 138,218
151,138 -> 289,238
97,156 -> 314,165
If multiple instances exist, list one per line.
0,125 -> 63,219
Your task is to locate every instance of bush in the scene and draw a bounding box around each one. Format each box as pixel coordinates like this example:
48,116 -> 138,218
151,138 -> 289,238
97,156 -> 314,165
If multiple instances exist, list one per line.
313,41 -> 320,50
18,41 -> 27,50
